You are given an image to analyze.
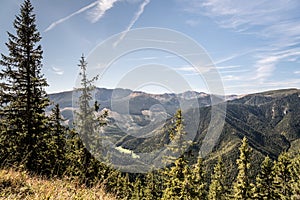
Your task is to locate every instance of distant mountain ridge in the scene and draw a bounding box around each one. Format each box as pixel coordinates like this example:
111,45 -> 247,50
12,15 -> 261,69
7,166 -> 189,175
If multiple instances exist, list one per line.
48,87 -> 236,125
48,88 -> 300,176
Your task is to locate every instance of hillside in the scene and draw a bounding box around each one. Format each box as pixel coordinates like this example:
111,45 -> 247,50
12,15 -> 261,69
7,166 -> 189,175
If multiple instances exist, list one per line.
48,88 -> 300,176
0,169 -> 115,200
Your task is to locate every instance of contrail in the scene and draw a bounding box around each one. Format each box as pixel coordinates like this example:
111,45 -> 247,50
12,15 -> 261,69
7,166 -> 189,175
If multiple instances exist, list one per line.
44,0 -> 120,32
114,0 -> 151,47
44,1 -> 98,32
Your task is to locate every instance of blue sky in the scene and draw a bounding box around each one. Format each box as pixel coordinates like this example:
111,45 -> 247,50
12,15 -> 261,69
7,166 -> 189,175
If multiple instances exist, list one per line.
1,0 -> 300,95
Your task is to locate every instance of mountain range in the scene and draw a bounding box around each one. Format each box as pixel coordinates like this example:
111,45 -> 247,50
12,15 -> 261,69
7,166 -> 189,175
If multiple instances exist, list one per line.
48,88 -> 300,175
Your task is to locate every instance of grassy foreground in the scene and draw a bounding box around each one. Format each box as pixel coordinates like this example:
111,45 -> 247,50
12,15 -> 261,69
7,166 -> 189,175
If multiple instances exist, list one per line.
0,169 -> 116,200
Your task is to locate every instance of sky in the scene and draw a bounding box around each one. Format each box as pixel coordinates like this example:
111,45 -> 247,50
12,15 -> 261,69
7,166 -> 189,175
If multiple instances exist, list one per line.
0,0 -> 300,95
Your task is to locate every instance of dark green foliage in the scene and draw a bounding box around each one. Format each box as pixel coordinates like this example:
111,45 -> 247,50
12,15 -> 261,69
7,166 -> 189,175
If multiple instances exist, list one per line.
43,104 -> 68,175
0,0 -> 56,174
161,156 -> 208,200
65,55 -> 108,185
165,109 -> 192,165
208,156 -> 228,200
143,170 -> 163,200
132,177 -> 143,199
291,154 -> 300,200
105,171 -> 132,199
74,55 -> 108,152
162,157 -> 191,200
64,130 -> 105,184
272,152 -> 293,199
232,137 -> 253,199
190,157 -> 207,199
252,156 -> 276,200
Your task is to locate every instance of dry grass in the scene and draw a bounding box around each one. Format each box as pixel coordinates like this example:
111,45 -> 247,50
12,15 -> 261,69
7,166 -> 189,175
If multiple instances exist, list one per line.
0,168 -> 116,200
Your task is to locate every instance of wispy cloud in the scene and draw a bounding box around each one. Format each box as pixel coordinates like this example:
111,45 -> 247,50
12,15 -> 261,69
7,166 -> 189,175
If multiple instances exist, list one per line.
176,66 -> 197,72
254,56 -> 279,81
181,0 -> 300,84
212,50 -> 254,66
176,64 -> 213,75
129,38 -> 178,44
45,0 -> 120,32
125,56 -> 159,61
253,49 -> 300,81
184,0 -> 300,48
185,19 -> 199,27
294,71 -> 300,74
221,75 -> 241,81
88,0 -> 119,23
51,66 -> 64,75
197,0 -> 298,30
113,0 -> 151,47
213,54 -> 239,65
220,69 -> 249,74
216,65 -> 240,70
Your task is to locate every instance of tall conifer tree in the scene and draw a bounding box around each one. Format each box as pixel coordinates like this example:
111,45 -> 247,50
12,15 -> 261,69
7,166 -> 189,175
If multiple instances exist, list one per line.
291,154 -> 300,200
190,157 -> 207,199
162,157 -> 189,200
208,156 -> 228,200
252,156 -> 277,200
0,0 -> 49,171
68,55 -> 107,184
272,152 -> 293,200
232,137 -> 252,200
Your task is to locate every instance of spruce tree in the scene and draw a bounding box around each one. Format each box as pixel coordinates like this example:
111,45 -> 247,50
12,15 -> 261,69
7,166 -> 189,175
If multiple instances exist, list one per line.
181,163 -> 193,199
272,152 -> 293,200
232,137 -> 252,200
111,173 -> 132,199
208,156 -> 228,200
165,109 -> 191,165
190,157 -> 207,199
252,156 -> 276,200
162,157 -> 190,200
0,0 -> 50,171
47,104 -> 68,175
291,154 -> 300,200
67,55 -> 108,184
144,169 -> 162,200
132,177 -> 143,199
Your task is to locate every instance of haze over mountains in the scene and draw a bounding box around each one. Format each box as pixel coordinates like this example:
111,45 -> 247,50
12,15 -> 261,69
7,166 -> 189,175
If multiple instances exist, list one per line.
48,88 -> 236,126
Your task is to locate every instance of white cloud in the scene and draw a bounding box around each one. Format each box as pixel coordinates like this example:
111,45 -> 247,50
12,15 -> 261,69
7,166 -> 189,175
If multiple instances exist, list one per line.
130,38 -> 178,44
213,54 -> 239,65
220,69 -> 249,74
182,0 -> 300,83
253,49 -> 300,81
176,64 -> 213,75
182,0 -> 300,60
176,66 -> 197,72
51,66 -> 64,75
221,75 -> 241,81
197,0 -> 298,30
125,56 -> 159,61
216,65 -> 240,70
88,0 -> 119,23
254,58 -> 277,81
185,19 -> 199,27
